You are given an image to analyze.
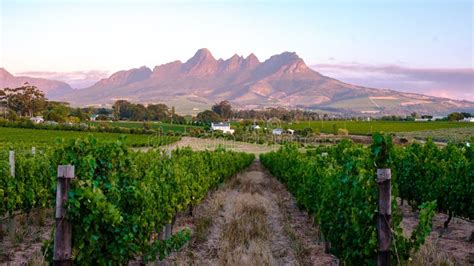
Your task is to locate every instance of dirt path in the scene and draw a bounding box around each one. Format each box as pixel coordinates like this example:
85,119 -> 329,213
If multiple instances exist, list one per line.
162,160 -> 338,265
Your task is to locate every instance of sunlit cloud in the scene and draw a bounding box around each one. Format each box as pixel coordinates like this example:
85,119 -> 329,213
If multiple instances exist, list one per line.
311,64 -> 474,101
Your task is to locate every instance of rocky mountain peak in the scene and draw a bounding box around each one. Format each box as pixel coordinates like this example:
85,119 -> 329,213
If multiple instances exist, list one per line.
219,54 -> 245,72
243,53 -> 260,69
96,66 -> 151,87
183,48 -> 219,75
0,68 -> 14,79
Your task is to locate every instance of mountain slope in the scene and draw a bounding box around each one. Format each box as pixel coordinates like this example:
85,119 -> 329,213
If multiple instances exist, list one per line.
51,49 -> 474,115
0,68 -> 73,98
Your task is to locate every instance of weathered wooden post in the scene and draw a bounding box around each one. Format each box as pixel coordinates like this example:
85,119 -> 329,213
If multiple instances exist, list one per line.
32,147 -> 36,155
54,165 -> 75,266
377,168 -> 391,266
9,150 -> 14,177
165,223 -> 172,239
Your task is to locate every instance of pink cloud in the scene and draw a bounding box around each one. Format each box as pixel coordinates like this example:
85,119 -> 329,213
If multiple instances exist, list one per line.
311,63 -> 474,101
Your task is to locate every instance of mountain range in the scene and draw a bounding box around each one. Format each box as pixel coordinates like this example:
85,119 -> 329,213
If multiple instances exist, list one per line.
0,68 -> 72,98
2,48 -> 474,115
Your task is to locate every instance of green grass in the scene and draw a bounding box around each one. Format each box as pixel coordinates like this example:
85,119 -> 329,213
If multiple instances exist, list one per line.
0,127 -> 177,149
397,127 -> 474,143
288,121 -> 474,135
89,121 -> 202,133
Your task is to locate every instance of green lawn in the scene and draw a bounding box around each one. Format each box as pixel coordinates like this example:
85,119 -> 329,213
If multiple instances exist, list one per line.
288,121 -> 474,135
89,121 -> 202,133
0,127 -> 178,149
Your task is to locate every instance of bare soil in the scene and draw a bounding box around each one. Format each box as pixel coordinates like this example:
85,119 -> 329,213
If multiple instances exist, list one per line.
400,202 -> 474,265
160,160 -> 338,265
0,209 -> 52,265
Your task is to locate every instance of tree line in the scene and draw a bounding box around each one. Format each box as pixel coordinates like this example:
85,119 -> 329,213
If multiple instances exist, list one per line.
0,84 -> 94,123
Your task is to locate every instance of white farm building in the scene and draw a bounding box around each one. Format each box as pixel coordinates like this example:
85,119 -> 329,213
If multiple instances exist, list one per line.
30,116 -> 44,124
211,122 -> 235,134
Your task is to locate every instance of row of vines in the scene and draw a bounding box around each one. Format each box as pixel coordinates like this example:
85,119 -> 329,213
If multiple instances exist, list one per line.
1,137 -> 254,263
260,134 -> 472,264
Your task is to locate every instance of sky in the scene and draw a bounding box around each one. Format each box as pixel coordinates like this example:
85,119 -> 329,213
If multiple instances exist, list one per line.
1,0 -> 473,100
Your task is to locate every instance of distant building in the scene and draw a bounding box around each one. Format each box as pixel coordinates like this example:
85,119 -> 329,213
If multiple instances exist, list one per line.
287,129 -> 295,135
211,122 -> 234,134
462,117 -> 474,122
90,114 -> 99,121
30,116 -> 44,124
252,125 -> 261,130
272,128 -> 283,135
414,118 -> 430,122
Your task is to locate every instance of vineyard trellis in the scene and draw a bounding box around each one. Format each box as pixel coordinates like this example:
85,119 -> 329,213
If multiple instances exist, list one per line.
1,137 -> 254,264
260,134 -> 447,264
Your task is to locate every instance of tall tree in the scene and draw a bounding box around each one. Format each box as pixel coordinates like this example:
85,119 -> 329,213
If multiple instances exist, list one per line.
113,100 -> 133,120
44,103 -> 70,122
448,112 -> 463,121
212,101 -> 233,120
2,84 -> 47,116
147,103 -> 169,121
196,110 -> 221,123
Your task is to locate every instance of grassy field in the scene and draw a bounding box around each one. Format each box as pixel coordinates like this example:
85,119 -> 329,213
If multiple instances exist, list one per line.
289,120 -> 474,135
89,121 -> 203,133
0,127 -> 177,148
397,127 -> 474,143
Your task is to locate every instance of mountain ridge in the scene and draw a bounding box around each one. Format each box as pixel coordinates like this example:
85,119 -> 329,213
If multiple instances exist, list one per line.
0,68 -> 73,98
2,49 -> 474,115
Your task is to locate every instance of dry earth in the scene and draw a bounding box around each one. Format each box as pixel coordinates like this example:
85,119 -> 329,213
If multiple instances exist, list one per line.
400,203 -> 474,265
0,209 -> 53,265
160,160 -> 338,266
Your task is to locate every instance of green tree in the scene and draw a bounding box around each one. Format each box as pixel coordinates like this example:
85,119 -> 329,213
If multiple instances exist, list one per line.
2,84 -> 47,117
147,103 -> 169,121
196,110 -> 221,123
70,107 -> 89,122
448,112 -> 463,121
460,112 -> 472,118
131,104 -> 147,121
113,100 -> 134,120
45,104 -> 70,122
212,101 -> 233,120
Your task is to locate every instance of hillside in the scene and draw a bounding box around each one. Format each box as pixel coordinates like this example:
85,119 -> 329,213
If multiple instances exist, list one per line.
55,49 -> 473,115
2,49 -> 473,115
0,68 -> 73,98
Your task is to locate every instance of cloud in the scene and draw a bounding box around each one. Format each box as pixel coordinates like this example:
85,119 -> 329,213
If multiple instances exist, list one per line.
15,70 -> 110,89
311,63 -> 474,101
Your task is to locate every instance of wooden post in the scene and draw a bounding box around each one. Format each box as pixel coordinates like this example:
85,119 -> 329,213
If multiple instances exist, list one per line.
9,150 -> 14,177
377,168 -> 391,266
54,165 -> 75,266
165,223 -> 172,239
32,147 -> 36,155
159,225 -> 166,240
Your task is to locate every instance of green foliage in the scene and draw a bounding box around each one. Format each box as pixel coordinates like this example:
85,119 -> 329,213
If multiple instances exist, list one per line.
143,228 -> 192,262
289,120 -> 474,136
0,126 -> 179,149
1,136 -> 254,263
371,132 -> 393,168
50,137 -> 253,263
260,135 -> 439,264
0,147 -> 54,216
394,140 -> 474,221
